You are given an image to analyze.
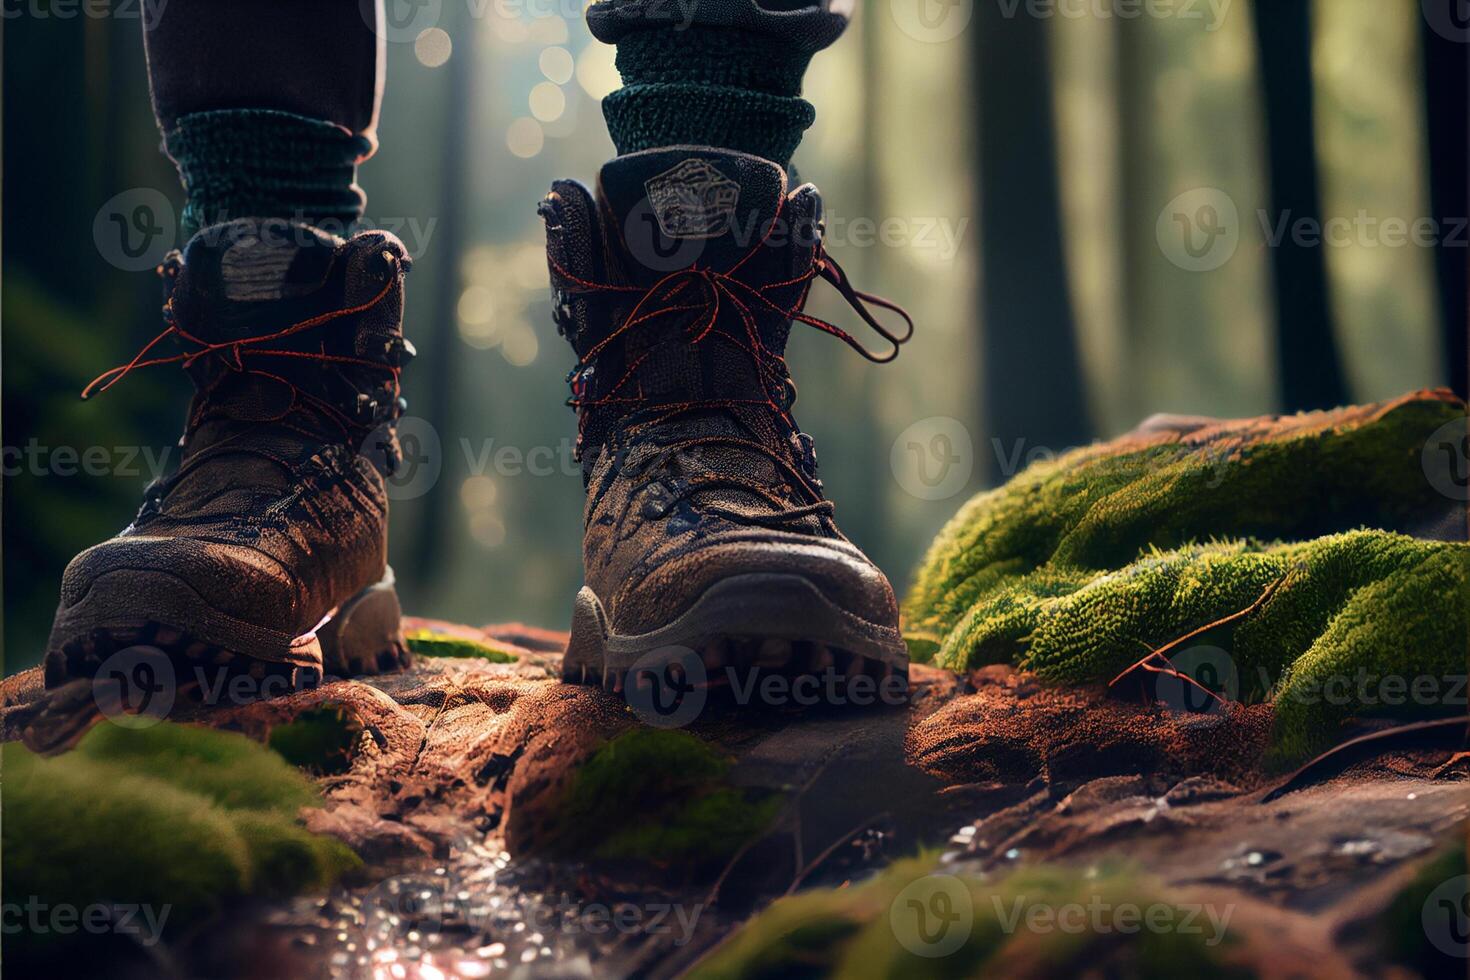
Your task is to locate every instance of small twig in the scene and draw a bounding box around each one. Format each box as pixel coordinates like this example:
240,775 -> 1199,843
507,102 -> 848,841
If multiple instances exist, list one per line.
704,752 -> 838,908
791,808 -> 804,878
784,812 -> 890,896
1260,716 -> 1470,803
704,824 -> 772,909
1109,568 -> 1297,695
1116,655 -> 1226,707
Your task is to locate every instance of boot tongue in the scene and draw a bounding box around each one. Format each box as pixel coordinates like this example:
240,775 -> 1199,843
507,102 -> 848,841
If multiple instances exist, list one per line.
172,218 -> 342,343
172,219 -> 351,427
597,148 -> 792,283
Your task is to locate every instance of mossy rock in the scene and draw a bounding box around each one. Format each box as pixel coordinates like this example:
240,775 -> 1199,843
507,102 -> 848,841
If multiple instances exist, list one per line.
405,628 -> 518,663
2,721 -> 360,964
695,857 -> 1245,979
267,704 -> 363,775
537,728 -> 781,868
902,392 -> 1470,764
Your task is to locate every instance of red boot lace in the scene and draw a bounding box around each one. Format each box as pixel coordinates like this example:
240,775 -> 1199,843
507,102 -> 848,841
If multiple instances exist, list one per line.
547,193 -> 914,520
81,258 -> 403,442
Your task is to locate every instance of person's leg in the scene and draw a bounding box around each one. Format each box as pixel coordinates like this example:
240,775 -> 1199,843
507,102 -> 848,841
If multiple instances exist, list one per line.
36,3 -> 413,741
542,1 -> 914,703
143,0 -> 381,236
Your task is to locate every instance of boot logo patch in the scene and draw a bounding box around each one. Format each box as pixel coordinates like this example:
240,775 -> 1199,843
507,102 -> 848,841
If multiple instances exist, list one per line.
221,233 -> 311,302
644,159 -> 741,240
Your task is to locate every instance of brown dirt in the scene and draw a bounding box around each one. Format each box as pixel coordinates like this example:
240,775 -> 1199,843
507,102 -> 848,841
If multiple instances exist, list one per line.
909,664 -> 1276,789
3,620 -> 1466,978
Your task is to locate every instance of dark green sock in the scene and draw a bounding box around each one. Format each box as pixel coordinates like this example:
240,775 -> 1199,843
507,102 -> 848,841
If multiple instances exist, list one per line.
163,109 -> 371,239
601,26 -> 819,165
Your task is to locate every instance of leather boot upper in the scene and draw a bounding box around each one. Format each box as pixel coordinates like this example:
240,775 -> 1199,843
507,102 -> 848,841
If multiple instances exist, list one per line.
540,147 -> 910,635
55,219 -> 414,653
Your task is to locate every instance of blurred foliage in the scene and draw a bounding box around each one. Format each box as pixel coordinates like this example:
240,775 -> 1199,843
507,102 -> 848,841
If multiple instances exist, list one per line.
694,856 -> 1246,979
2,0 -> 1449,670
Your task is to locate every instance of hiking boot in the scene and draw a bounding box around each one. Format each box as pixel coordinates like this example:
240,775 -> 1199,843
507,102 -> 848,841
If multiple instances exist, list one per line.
540,147 -> 913,697
45,218 -> 416,691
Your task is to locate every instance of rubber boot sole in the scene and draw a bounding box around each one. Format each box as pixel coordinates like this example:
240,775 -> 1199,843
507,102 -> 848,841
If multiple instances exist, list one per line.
25,568 -> 410,755
43,566 -> 410,688
562,572 -> 909,699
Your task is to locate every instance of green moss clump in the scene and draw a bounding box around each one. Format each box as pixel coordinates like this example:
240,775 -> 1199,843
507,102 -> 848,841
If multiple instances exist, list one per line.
901,393 -> 1470,764
540,729 -> 781,866
2,721 -> 360,963
73,716 -> 324,812
695,857 -> 1245,980
405,628 -> 518,663
905,393 -> 1463,649
267,705 -> 363,774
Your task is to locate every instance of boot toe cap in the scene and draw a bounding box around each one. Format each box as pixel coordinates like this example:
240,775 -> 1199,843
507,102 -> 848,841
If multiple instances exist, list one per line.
608,533 -> 901,639
56,535 -> 303,635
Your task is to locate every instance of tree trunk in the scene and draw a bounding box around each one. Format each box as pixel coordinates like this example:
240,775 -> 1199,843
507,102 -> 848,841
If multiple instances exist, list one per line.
1421,10 -> 1468,399
975,4 -> 1091,480
1250,0 -> 1349,412
408,11 -> 473,586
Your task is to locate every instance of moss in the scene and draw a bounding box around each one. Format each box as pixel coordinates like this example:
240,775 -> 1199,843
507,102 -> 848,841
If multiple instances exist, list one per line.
905,393 -> 1462,644
2,745 -> 255,925
267,705 -> 362,775
695,857 -> 1245,980
230,810 -> 361,898
2,721 -> 360,962
74,716 -> 323,812
405,628 -> 518,663
541,728 -> 781,867
901,393 -> 1470,765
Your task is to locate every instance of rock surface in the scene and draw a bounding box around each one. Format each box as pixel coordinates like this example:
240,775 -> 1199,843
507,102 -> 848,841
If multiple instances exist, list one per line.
2,616 -> 1466,977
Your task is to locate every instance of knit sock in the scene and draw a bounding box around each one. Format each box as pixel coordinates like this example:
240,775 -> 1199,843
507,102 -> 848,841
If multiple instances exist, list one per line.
602,26 -> 815,165
589,2 -> 846,166
163,109 -> 371,239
